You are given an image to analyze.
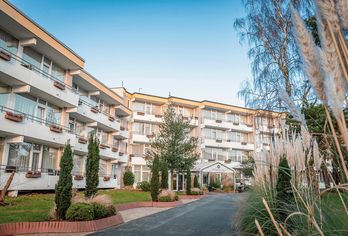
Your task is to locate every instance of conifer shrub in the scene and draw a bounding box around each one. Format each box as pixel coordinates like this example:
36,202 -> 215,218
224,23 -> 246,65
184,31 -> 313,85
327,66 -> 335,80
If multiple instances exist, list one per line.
186,168 -> 191,195
55,144 -> 73,220
123,170 -> 135,186
193,175 -> 200,188
150,156 -> 160,201
66,203 -> 94,221
85,136 -> 100,198
161,161 -> 169,189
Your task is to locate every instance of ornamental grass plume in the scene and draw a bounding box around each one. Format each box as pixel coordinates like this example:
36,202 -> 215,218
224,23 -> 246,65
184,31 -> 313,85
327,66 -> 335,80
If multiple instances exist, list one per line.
335,0 -> 348,29
291,7 -> 326,102
316,0 -> 340,32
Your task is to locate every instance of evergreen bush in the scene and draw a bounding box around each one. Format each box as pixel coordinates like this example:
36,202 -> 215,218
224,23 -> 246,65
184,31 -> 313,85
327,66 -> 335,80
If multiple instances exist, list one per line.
186,168 -> 191,195
138,181 -> 151,191
161,161 -> 169,189
92,202 -> 109,219
66,203 -> 94,221
123,170 -> 135,186
150,156 -> 160,201
193,175 -> 200,188
55,144 -> 73,220
85,136 -> 100,198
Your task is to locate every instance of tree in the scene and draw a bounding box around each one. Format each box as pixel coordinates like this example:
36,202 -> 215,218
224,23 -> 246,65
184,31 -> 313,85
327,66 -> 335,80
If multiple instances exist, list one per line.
150,156 -> 160,201
161,161 -> 169,189
55,144 -> 73,220
241,157 -> 255,178
146,106 -> 199,189
186,168 -> 191,195
234,0 -> 313,110
85,135 -> 100,198
276,156 -> 294,223
123,170 -> 135,186
193,175 -> 200,188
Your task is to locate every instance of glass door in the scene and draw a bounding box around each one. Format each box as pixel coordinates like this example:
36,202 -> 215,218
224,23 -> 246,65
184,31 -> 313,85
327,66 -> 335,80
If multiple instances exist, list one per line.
37,106 -> 45,124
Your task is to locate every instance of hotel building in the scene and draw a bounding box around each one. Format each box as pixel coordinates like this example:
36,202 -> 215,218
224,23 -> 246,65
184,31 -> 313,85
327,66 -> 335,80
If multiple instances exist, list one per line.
0,0 -> 284,194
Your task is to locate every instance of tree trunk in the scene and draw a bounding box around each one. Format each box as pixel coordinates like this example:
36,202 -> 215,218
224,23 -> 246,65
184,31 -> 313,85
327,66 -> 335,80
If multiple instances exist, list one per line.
0,171 -> 15,204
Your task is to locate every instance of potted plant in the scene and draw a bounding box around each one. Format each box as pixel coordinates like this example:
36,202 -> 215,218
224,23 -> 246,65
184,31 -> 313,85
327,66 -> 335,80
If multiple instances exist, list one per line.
0,50 -> 11,61
119,152 -> 124,156
53,81 -> 66,90
108,116 -> 115,122
90,106 -> 99,113
155,114 -> 163,118
5,111 -> 23,122
111,147 -> 118,152
216,119 -> 222,123
99,143 -> 109,149
78,137 -> 88,144
241,141 -> 247,145
50,124 -> 63,133
216,139 -> 223,143
120,126 -> 126,131
103,176 -> 110,181
137,111 -> 145,116
74,174 -> 84,180
25,171 -> 41,178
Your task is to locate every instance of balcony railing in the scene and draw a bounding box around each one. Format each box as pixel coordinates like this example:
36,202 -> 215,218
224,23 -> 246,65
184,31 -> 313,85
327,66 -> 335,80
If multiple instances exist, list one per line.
0,105 -> 72,134
79,96 -> 120,122
0,47 -> 77,94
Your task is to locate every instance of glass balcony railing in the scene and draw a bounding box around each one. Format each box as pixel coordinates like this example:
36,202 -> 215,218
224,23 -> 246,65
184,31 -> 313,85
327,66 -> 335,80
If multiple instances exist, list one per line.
0,46 -> 77,93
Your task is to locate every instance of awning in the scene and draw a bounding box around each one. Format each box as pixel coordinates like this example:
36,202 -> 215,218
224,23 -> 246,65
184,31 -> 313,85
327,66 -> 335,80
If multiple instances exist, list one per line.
193,161 -> 235,173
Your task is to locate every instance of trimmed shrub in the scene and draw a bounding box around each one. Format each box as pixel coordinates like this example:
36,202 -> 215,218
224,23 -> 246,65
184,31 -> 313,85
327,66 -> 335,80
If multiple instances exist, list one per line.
123,170 -> 135,186
106,205 -> 116,216
174,195 -> 179,201
85,136 -> 100,198
161,161 -> 169,189
92,203 -> 108,219
186,168 -> 191,195
208,181 -> 220,191
151,156 -> 160,201
158,196 -> 172,202
66,203 -> 94,221
138,181 -> 151,192
193,175 -> 200,188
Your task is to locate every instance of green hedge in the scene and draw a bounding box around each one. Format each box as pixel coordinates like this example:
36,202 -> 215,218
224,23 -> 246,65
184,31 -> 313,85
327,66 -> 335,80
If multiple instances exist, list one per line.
66,202 -> 116,221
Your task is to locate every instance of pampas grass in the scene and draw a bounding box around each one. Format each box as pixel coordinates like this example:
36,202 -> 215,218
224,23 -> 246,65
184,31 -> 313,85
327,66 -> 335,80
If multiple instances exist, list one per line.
316,0 -> 340,32
335,0 -> 348,29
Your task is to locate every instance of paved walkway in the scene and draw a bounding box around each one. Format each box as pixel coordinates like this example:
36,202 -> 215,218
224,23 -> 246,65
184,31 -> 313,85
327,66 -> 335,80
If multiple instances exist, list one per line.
90,193 -> 247,236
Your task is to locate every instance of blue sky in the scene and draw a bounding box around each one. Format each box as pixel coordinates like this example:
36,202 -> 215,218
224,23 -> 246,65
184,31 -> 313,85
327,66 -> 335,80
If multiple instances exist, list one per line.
11,0 -> 251,106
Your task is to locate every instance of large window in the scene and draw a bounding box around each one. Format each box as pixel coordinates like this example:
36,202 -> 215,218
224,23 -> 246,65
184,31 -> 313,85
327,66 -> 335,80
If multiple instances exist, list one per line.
72,155 -> 85,175
41,146 -> 58,171
228,150 -> 248,162
227,132 -> 242,142
0,28 -> 18,54
203,128 -> 225,140
203,148 -> 225,161
51,63 -> 65,82
0,93 -> 9,107
133,165 -> 150,183
22,46 -> 42,69
7,143 -> 31,171
99,160 -> 107,176
203,109 -> 224,120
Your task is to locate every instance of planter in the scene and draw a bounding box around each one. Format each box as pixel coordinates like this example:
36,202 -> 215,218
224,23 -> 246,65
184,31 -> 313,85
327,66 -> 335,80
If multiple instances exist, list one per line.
246,123 -> 253,127
120,126 -> 126,131
111,147 -> 118,152
91,106 -> 99,113
25,171 -> 41,178
268,125 -> 274,129
224,159 -> 232,163
5,111 -> 23,122
183,116 -> 189,121
216,139 -> 222,143
263,143 -> 270,146
137,111 -> 145,116
0,50 -> 11,61
108,116 -> 115,122
146,134 -> 154,138
21,63 -> 33,70
155,114 -> 163,118
53,81 -> 66,90
119,152 -> 124,156
216,120 -> 222,123
99,144 -> 109,149
74,175 -> 84,180
241,142 -> 247,145
226,139 -> 231,142
50,124 -> 63,133
103,176 -> 110,181
194,116 -> 199,120
208,159 -> 215,162
129,154 -> 135,157
233,122 -> 239,126
78,137 -> 88,144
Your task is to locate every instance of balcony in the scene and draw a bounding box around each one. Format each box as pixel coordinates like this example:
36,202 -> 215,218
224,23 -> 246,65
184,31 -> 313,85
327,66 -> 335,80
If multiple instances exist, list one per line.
230,122 -> 253,133
132,133 -> 151,144
0,48 -> 79,108
201,137 -> 254,151
0,106 -> 75,147
133,111 -> 163,124
113,128 -> 129,140
68,98 -> 120,132
201,118 -> 230,130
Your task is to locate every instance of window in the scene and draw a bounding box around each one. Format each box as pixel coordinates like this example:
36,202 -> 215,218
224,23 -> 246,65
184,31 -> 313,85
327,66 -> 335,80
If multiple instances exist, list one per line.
0,93 -> 9,107
99,160 -> 107,176
51,63 -> 65,82
134,165 -> 141,183
7,143 -> 32,171
133,102 -> 145,112
72,155 -> 84,175
142,166 -> 150,182
0,28 -> 18,54
15,94 -> 36,117
41,146 -> 58,171
23,47 -> 41,69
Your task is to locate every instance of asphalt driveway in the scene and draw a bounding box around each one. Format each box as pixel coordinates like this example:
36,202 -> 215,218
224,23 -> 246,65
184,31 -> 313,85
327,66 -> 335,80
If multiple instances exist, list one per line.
90,193 -> 247,236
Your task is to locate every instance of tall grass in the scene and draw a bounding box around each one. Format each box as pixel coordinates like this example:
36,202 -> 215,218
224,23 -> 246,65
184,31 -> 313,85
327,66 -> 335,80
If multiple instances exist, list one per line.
238,0 -> 348,234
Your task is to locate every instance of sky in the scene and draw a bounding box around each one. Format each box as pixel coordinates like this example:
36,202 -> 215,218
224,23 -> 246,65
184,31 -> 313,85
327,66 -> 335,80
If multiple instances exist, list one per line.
10,0 -> 251,106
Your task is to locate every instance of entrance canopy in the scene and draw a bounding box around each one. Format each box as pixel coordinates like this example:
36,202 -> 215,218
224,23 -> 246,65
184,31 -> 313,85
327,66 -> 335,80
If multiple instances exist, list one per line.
193,161 -> 235,173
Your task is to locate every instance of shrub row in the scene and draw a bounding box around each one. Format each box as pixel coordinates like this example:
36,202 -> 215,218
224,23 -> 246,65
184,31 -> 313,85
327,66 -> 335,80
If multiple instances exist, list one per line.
66,202 -> 116,221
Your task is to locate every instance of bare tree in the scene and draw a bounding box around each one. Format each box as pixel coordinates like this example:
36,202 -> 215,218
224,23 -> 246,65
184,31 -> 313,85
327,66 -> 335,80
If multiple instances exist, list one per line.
234,0 -> 313,110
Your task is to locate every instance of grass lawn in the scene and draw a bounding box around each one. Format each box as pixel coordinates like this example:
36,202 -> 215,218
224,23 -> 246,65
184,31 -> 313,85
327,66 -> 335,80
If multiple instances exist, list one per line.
0,190 -> 151,224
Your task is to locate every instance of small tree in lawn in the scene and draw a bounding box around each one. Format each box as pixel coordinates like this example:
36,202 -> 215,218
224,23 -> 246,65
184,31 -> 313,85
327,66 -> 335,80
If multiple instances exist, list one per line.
146,106 -> 199,190
161,161 -> 169,189
55,143 -> 73,220
186,168 -> 191,195
123,169 -> 135,187
193,175 -> 200,188
151,156 -> 160,201
85,135 -> 100,198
